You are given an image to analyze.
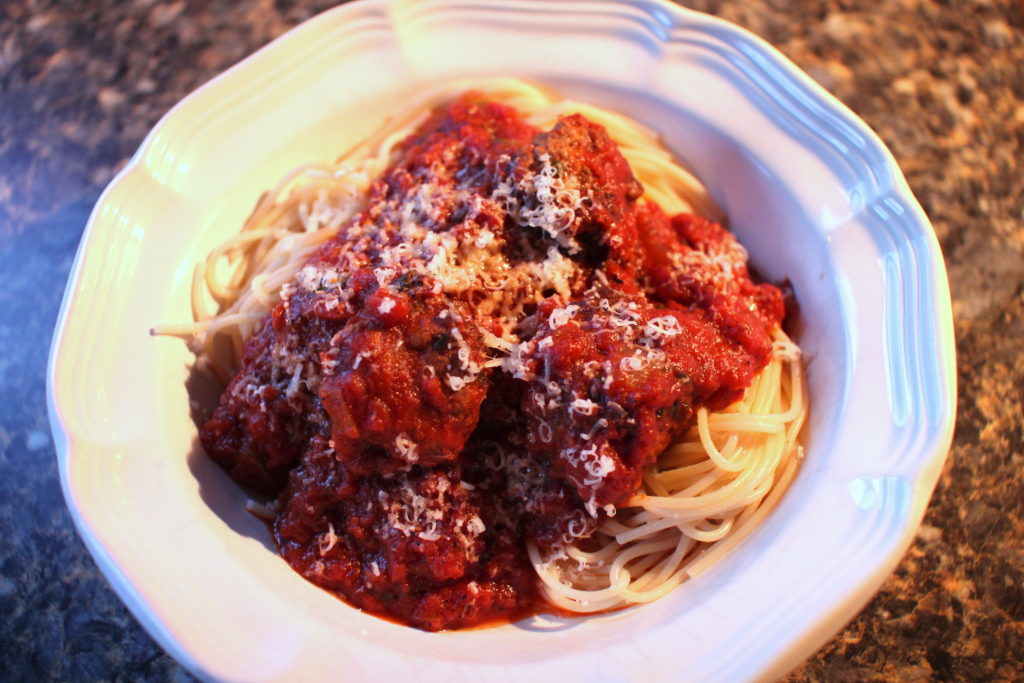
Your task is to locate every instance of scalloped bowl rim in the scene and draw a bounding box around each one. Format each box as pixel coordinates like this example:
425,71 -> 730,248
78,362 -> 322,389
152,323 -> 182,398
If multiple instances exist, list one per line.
48,1 -> 955,681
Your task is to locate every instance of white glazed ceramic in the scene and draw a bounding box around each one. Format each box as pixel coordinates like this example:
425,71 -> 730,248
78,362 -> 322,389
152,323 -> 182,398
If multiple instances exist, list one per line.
48,1 -> 956,681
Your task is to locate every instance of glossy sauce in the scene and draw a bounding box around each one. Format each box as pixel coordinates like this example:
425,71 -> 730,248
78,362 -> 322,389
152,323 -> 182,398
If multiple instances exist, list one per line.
200,95 -> 784,630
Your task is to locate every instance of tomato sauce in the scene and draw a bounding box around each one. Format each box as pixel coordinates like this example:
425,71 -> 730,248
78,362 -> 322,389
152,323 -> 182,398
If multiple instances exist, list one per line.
200,95 -> 785,630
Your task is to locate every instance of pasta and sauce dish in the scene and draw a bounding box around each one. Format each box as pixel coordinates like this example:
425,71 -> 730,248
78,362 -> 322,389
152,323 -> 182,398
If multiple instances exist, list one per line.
158,79 -> 807,631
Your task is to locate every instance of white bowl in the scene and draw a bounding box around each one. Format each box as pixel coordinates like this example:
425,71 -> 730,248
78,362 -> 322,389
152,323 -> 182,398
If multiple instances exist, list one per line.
48,1 -> 956,680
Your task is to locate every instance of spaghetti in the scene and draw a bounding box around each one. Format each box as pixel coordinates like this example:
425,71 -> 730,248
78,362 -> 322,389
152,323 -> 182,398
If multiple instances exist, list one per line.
530,334 -> 805,612
156,78 -> 807,628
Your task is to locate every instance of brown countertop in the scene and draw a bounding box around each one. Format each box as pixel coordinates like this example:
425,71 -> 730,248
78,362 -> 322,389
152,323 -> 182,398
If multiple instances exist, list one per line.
1,0 -> 1020,680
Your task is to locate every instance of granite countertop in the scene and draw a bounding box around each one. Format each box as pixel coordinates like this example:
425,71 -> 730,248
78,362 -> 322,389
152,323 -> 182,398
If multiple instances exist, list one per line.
1,1 -> 1020,680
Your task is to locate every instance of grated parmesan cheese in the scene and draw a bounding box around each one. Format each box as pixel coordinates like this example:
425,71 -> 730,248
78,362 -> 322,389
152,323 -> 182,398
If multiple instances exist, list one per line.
394,433 -> 419,463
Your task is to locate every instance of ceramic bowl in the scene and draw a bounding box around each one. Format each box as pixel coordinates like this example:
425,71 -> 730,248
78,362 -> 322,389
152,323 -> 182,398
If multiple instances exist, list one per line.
49,1 -> 956,680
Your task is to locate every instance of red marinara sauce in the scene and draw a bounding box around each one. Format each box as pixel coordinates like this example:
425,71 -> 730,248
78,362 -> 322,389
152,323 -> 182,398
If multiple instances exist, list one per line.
199,94 -> 785,631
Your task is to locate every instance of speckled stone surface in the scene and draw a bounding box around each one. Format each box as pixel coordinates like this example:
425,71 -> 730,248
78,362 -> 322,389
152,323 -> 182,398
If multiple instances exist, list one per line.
1,0 -> 1020,680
